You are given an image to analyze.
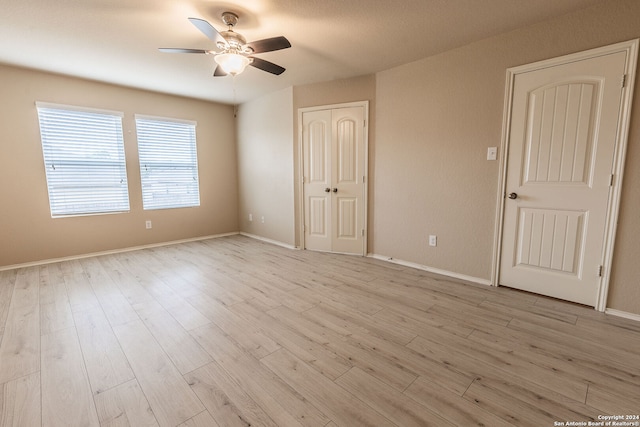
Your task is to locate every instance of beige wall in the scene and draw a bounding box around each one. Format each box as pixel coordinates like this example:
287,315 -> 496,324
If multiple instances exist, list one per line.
292,75 -> 377,247
237,87 -> 295,245
0,65 -> 238,267
373,0 -> 640,313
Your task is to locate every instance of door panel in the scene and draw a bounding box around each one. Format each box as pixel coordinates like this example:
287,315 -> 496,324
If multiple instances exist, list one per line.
500,51 -> 626,306
515,208 -> 584,274
524,82 -> 598,185
337,118 -> 357,183
309,121 -> 328,183
337,197 -> 358,239
309,197 -> 328,238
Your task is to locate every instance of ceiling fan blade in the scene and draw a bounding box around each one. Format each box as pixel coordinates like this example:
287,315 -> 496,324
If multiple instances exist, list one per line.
245,36 -> 291,54
188,17 -> 228,47
249,57 -> 286,75
213,66 -> 228,77
158,48 -> 211,54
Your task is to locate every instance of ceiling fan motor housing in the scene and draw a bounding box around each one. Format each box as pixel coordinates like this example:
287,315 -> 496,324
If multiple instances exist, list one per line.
219,30 -> 248,52
218,12 -> 253,53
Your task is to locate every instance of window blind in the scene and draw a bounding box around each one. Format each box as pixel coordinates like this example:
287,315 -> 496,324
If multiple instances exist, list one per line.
36,103 -> 130,217
135,116 -> 200,210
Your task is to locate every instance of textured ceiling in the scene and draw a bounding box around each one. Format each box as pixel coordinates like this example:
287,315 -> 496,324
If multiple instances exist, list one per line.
0,0 -> 605,104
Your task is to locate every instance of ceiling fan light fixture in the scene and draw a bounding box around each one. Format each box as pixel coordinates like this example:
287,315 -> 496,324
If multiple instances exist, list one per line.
215,52 -> 250,75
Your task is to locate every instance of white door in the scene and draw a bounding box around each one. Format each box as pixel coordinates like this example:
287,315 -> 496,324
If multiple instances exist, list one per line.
303,109 -> 332,252
500,51 -> 627,306
302,106 -> 366,255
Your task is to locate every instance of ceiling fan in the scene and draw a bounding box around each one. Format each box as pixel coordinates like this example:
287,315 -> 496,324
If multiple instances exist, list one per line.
160,12 -> 291,77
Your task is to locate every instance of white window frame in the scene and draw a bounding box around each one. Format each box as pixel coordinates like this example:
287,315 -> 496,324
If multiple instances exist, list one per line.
36,102 -> 130,217
135,115 -> 201,210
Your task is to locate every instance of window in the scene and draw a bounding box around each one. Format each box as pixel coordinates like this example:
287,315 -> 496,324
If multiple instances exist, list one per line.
36,103 -> 130,217
135,115 -> 200,210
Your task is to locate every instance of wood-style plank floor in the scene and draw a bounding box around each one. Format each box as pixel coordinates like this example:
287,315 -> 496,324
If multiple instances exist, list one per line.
1,235 -> 639,426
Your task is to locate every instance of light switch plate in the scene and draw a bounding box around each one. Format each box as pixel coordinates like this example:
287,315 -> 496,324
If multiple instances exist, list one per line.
487,147 -> 498,161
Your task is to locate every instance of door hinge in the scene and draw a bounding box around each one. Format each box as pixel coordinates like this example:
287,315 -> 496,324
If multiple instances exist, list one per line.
598,265 -> 603,277
621,74 -> 627,88
361,229 -> 365,236
610,174 -> 614,187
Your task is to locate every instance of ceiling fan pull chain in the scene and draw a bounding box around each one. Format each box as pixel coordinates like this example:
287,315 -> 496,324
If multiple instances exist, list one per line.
232,75 -> 238,118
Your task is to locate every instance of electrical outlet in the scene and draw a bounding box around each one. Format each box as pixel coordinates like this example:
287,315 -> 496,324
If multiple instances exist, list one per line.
261,216 -> 265,223
429,235 -> 437,247
145,220 -> 152,229
249,213 -> 253,222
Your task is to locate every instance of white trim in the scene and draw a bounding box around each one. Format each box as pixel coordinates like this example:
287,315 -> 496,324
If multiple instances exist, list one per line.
507,39 -> 639,74
134,114 -> 197,126
605,309 -> 640,323
368,253 -> 492,287
297,101 -> 370,256
298,101 -> 369,113
35,101 -> 124,117
492,39 -> 639,312
0,232 -> 239,272
596,40 -> 639,311
490,63 -> 515,287
239,232 -> 297,250
297,108 -> 305,250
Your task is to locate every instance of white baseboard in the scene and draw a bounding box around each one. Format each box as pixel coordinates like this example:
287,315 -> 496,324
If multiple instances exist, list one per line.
367,253 -> 492,286
240,232 -> 297,250
605,308 -> 640,322
0,232 -> 239,271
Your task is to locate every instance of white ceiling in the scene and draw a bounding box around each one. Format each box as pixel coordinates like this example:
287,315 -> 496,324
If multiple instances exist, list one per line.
0,0 -> 605,104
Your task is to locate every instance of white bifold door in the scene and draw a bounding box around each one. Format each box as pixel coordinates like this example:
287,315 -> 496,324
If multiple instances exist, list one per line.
500,49 -> 631,306
302,106 -> 367,255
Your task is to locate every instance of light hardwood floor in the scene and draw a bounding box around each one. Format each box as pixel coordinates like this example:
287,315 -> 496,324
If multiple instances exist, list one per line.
1,235 -> 639,426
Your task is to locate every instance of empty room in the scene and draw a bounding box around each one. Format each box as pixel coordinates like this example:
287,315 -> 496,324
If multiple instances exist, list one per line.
1,0 -> 639,426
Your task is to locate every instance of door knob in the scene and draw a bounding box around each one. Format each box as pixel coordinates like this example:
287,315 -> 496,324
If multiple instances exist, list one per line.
332,188 -> 338,193
325,188 -> 330,193
508,192 -> 518,200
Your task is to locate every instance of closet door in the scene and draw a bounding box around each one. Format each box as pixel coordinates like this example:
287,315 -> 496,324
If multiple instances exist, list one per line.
302,109 -> 332,252
302,106 -> 366,255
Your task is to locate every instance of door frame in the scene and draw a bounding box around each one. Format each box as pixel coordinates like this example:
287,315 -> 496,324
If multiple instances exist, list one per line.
491,39 -> 638,311
297,101 -> 370,256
